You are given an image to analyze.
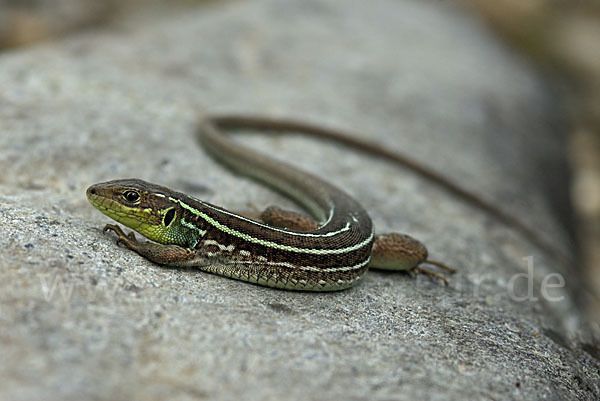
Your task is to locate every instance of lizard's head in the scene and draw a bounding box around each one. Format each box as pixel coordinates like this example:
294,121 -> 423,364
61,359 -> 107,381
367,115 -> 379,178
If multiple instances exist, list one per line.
86,179 -> 182,244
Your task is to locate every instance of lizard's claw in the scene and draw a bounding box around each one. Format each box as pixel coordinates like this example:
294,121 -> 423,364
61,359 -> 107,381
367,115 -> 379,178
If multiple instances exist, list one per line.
103,224 -> 126,237
413,265 -> 450,285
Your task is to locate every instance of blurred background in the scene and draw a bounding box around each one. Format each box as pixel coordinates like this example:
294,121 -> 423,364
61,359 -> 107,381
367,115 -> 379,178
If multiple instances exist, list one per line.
457,0 -> 600,322
1,0 -> 598,320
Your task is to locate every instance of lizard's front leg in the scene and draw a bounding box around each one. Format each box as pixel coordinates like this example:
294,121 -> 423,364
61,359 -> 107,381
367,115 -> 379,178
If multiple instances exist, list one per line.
103,224 -> 198,266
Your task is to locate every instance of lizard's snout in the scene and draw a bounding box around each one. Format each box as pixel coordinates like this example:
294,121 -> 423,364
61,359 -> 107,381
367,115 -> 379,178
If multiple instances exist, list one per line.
87,185 -> 98,197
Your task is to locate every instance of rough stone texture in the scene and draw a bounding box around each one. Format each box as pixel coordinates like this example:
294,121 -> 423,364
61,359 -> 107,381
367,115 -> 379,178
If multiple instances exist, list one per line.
0,0 -> 598,400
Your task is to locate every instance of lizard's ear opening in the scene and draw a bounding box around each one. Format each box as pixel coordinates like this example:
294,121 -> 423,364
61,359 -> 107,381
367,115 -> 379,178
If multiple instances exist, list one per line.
163,208 -> 176,227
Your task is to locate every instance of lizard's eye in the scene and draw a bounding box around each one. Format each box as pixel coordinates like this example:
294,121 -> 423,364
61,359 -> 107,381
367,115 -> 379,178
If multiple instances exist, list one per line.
123,190 -> 140,203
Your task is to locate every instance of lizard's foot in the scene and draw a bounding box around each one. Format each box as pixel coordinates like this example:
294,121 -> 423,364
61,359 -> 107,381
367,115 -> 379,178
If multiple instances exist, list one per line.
413,265 -> 451,285
413,259 -> 458,285
103,224 -> 141,250
424,259 -> 457,273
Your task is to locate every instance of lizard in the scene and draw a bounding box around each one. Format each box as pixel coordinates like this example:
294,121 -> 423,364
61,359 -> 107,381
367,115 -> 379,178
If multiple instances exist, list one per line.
86,115 -> 559,291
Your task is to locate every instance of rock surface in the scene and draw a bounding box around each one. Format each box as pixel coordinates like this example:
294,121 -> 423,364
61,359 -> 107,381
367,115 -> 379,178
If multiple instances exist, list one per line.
0,0 -> 598,400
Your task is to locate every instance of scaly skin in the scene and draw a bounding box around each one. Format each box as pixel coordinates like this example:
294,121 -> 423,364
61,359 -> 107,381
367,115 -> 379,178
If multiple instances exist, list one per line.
87,116 -> 455,290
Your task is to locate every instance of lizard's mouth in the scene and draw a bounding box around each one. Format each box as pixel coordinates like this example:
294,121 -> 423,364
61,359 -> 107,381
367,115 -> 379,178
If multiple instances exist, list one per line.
86,184 -> 108,211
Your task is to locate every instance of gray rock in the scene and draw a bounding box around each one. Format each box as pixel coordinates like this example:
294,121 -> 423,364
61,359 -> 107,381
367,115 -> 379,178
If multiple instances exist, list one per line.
0,0 -> 598,400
